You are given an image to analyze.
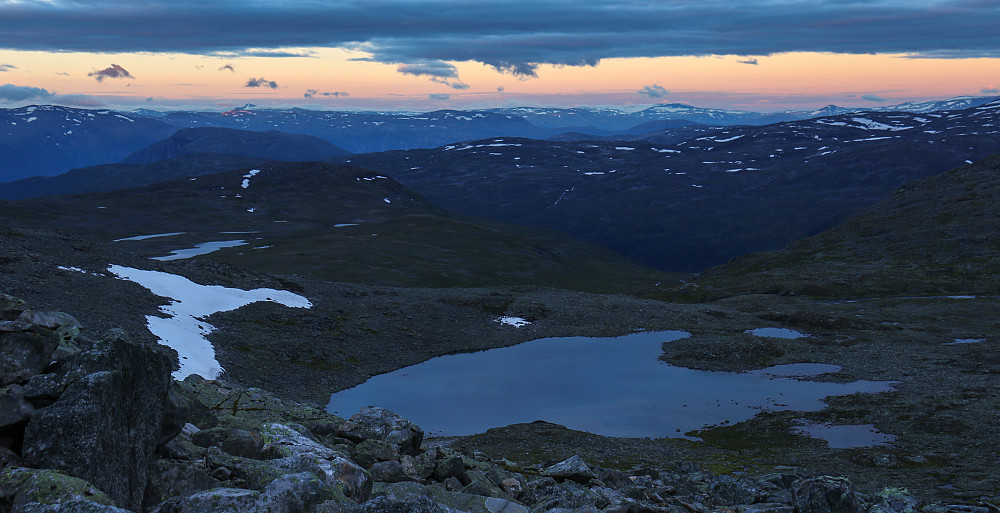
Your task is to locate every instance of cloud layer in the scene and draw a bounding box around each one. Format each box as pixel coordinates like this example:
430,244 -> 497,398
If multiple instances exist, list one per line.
1,1 -> 997,76
0,83 -> 53,102
245,77 -> 278,89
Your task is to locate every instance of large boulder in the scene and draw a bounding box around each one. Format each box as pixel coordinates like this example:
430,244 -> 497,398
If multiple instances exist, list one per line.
0,384 -> 34,429
21,331 -> 174,511
0,322 -> 60,386
0,467 -> 129,513
150,472 -> 341,513
341,407 -> 424,456
792,476 -> 864,513
540,456 -> 597,484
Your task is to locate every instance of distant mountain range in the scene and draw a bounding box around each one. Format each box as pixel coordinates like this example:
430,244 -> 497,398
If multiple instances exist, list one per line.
0,105 -> 177,181
338,99 -> 1000,272
2,95 -> 995,181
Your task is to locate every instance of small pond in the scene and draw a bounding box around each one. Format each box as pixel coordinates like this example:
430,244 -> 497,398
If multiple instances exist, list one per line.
327,331 -> 895,440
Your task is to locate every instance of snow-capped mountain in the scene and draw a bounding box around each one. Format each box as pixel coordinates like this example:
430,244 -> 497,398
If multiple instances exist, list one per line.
0,105 -> 177,181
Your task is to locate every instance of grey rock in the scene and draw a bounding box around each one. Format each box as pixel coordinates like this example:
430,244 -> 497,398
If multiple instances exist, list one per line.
354,439 -> 398,468
257,472 -> 338,513
270,452 -> 372,502
433,455 -> 466,482
0,468 -> 122,513
159,382 -> 218,447
0,327 -> 59,386
260,423 -> 345,460
791,477 -> 864,513
371,461 -> 414,483
18,500 -> 132,512
23,373 -> 68,404
192,427 -> 263,459
351,495 -> 462,513
869,488 -> 919,513
150,487 -> 259,513
204,447 -> 291,490
710,475 -> 764,506
743,504 -> 796,513
1,294 -> 27,320
15,311 -> 81,340
341,407 -> 424,456
407,449 -> 438,480
0,384 -> 34,428
541,456 -> 598,484
22,333 -> 174,512
374,481 -> 528,513
142,459 -> 223,512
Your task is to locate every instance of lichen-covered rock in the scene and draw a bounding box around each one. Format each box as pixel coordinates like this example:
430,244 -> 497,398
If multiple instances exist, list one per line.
353,440 -> 397,469
192,427 -> 263,459
791,476 -> 864,513
540,456 -> 597,484
271,453 -> 372,503
150,487 -> 259,513
351,495 -> 463,513
15,311 -> 81,343
0,468 -> 124,513
370,461 -> 413,484
177,377 -> 344,435
21,331 -> 174,512
159,382 -> 219,447
869,488 -> 919,513
17,500 -> 132,512
432,455 -> 466,482
341,407 -> 423,456
142,459 -> 223,511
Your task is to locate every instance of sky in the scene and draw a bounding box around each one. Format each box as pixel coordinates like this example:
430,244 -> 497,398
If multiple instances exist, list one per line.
0,0 -> 998,112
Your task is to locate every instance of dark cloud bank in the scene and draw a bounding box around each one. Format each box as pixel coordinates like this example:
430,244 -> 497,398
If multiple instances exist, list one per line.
1,1 -> 998,78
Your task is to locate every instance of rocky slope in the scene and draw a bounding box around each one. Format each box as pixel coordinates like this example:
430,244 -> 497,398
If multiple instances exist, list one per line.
3,161 -> 670,293
0,294 -> 976,513
684,153 -> 1000,299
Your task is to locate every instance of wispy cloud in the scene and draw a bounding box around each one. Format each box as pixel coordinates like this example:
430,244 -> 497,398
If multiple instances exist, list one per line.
219,64 -> 235,72
245,77 -> 278,89
0,83 -> 54,102
0,63 -> 16,72
88,64 -> 133,82
738,58 -> 758,65
304,89 -> 349,98
397,60 -> 469,89
497,86 -> 505,93
1,1 -> 998,77
429,93 -> 450,100
638,84 -> 669,99
861,94 -> 887,102
982,86 -> 999,94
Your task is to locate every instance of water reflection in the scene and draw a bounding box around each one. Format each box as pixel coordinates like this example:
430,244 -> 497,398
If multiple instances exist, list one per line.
328,331 -> 894,439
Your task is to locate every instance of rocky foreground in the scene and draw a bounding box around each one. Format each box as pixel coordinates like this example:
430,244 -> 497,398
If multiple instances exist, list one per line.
0,294 -> 992,513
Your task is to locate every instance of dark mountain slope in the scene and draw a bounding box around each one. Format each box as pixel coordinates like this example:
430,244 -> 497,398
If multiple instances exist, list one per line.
122,127 -> 350,164
339,101 -> 1000,272
0,105 -> 178,181
8,161 -> 671,292
0,153 -> 267,200
689,153 -> 1000,298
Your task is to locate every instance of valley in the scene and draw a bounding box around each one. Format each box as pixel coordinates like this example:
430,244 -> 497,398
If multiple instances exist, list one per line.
0,98 -> 998,510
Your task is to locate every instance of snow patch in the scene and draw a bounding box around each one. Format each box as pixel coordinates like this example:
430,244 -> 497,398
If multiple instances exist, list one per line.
108,265 -> 311,379
494,316 -> 530,328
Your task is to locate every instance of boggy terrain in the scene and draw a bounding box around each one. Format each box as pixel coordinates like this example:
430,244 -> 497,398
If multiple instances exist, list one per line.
1,291 -> 994,513
1,223 -> 998,509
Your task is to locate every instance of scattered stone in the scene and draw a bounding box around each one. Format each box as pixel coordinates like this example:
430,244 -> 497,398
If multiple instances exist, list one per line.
541,455 -> 598,484
0,468 -> 124,513
341,407 -> 424,456
192,426 -> 264,459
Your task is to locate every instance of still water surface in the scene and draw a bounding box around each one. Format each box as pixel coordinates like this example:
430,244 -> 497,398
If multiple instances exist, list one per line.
328,331 -> 894,439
